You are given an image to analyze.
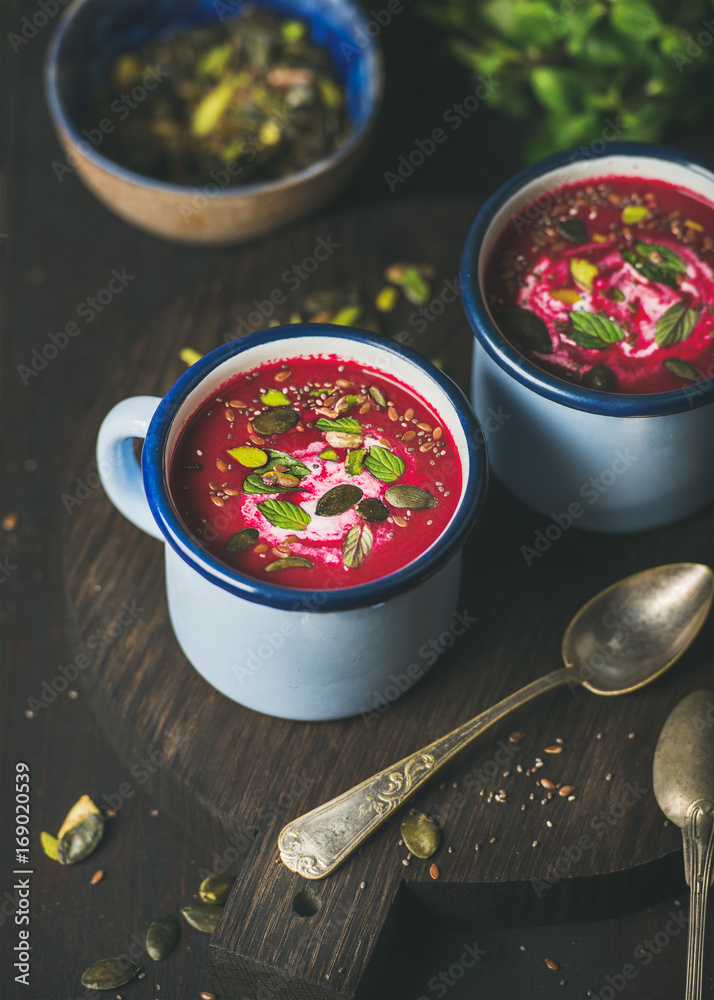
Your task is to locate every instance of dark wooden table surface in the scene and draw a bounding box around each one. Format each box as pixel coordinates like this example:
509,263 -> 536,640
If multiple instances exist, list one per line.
2,3 -> 713,999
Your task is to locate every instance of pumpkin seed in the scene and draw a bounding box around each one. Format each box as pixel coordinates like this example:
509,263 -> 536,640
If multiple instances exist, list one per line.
316,483 -> 363,516
503,308 -> 552,354
621,205 -> 649,225
663,358 -> 701,382
558,218 -> 588,243
368,386 -> 387,407
319,447 -> 339,461
226,528 -> 259,552
199,874 -> 236,905
226,446 -> 268,468
400,809 -> 440,859
265,557 -> 314,572
58,794 -> 101,840
570,257 -> 598,291
181,903 -> 222,933
385,484 -> 438,509
253,408 -> 300,435
355,497 -> 390,522
81,957 -> 141,990
342,522 -> 373,568
582,365 -> 616,392
260,389 -> 290,406
146,915 -> 180,962
40,831 -> 59,861
57,812 -> 104,865
345,448 -> 366,476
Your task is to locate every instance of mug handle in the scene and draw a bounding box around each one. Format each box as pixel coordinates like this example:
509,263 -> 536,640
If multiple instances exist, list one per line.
96,396 -> 163,541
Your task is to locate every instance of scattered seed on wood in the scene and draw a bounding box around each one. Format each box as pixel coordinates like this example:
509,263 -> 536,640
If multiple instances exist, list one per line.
605,773 -> 613,781
540,779 -> 555,790
90,870 -> 104,885
628,732 -> 636,739
201,993 -> 216,1000
81,958 -> 141,990
146,914 -> 180,961
532,840 -> 539,848
519,945 -> 527,952
429,864 -> 440,880
544,746 -> 562,754
1,511 -> 19,531
567,795 -> 576,801
509,732 -> 526,744
359,881 -> 366,889
489,837 -> 497,844
68,690 -> 79,700
559,785 -> 575,797
401,858 -> 409,866
545,958 -> 560,971
150,809 -> 159,816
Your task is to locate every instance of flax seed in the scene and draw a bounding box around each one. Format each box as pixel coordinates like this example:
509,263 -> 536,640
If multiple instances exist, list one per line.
274,369 -> 291,382
229,399 -> 246,408
209,481 -> 220,490
250,435 -> 266,445
540,779 -> 555,790
404,408 -> 414,420
559,785 -> 575,797
433,426 -> 442,440
336,379 -> 352,388
544,746 -> 562,754
545,958 -> 559,971
378,438 -> 393,450
216,459 -> 228,472
273,545 -> 291,556
285,534 -> 300,543
387,406 -> 399,422
509,732 -> 526,744
402,430 -> 416,442
420,441 -> 434,452
417,422 -> 433,432
392,515 -> 408,527
200,993 -> 216,1000
224,408 -> 234,422
2,511 -> 18,531
254,543 -> 268,554
429,863 -> 440,879
359,401 -> 371,414
90,870 -> 104,885
223,488 -> 240,496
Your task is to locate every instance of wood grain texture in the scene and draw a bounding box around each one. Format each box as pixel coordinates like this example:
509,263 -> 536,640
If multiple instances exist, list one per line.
62,200 -> 713,999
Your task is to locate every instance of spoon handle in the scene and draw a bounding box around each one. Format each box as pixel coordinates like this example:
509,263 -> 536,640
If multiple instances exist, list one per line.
683,800 -> 714,1000
279,667 -> 570,878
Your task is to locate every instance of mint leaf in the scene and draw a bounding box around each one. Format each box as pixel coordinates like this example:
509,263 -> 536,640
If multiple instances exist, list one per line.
262,450 -> 310,477
655,301 -> 700,346
342,522 -> 373,569
243,474 -> 297,494
257,499 -> 311,531
634,241 -> 686,273
364,446 -> 405,484
315,416 -> 362,433
569,311 -> 626,349
622,248 -> 678,288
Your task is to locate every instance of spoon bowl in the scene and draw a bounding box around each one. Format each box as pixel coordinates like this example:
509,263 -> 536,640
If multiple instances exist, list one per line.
564,563 -> 714,695
653,689 -> 714,1000
280,563 -> 714,879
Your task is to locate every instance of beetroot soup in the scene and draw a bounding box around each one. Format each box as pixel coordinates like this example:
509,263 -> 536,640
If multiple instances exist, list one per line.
487,176 -> 714,393
169,356 -> 461,589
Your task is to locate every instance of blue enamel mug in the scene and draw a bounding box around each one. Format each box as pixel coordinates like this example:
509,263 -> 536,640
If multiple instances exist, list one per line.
96,326 -> 487,721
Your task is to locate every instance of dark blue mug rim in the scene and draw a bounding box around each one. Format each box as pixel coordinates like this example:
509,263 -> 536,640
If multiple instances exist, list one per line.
460,141 -> 714,417
142,324 -> 488,612
45,0 -> 384,198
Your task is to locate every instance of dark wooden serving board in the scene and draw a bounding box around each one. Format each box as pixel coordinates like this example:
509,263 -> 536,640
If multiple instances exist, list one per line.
63,199 -> 713,1000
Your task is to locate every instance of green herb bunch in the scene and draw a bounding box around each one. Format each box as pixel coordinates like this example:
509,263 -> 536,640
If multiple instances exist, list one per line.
418,0 -> 714,162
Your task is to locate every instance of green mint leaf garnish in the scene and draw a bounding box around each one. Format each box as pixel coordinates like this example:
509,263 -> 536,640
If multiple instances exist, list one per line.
655,301 -> 700,347
257,499 -> 311,531
364,446 -> 405,483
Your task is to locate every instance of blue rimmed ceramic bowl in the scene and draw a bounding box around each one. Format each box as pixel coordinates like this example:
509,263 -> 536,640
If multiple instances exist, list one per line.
461,142 -> 714,534
45,0 -> 382,244
96,325 -> 487,720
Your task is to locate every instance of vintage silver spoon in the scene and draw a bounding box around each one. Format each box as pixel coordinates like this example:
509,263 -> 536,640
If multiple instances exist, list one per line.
279,563 -> 713,879
653,689 -> 714,1000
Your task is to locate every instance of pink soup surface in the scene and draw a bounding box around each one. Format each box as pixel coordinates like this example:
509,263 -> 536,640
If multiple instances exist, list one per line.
169,355 -> 462,589
486,176 -> 714,394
